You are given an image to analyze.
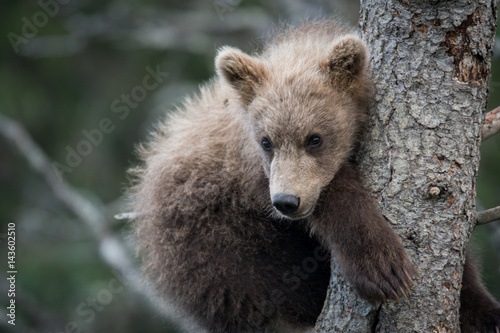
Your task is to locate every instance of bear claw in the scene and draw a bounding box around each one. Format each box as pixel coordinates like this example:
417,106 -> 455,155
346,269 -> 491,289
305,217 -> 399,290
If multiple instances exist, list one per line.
350,253 -> 416,304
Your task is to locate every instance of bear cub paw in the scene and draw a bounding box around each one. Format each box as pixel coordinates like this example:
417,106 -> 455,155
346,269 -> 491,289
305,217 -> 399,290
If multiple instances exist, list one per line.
345,241 -> 416,304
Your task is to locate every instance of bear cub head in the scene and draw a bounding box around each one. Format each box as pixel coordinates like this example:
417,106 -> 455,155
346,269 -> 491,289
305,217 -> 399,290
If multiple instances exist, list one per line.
216,34 -> 370,220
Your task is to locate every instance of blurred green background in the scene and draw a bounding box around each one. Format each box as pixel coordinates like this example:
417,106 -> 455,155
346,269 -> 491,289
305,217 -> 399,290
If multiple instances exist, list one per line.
0,1 -> 499,332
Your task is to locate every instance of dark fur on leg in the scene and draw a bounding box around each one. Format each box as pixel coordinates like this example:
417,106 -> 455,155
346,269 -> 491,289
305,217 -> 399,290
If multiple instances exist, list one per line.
135,167 -> 331,332
309,163 -> 416,303
460,250 -> 500,333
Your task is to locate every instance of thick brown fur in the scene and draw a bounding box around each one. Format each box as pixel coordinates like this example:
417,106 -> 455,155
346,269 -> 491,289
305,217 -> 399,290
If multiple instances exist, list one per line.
461,251 -> 500,333
129,20 -> 500,332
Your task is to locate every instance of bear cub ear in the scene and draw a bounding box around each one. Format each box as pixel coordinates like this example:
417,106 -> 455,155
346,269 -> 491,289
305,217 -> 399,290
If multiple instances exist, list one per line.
215,46 -> 267,105
323,36 -> 368,90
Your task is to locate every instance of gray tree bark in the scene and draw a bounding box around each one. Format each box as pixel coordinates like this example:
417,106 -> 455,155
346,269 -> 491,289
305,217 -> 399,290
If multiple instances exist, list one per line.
315,0 -> 498,332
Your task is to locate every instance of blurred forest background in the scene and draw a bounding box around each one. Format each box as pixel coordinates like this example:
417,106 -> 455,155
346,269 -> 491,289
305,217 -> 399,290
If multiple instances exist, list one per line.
0,1 -> 499,332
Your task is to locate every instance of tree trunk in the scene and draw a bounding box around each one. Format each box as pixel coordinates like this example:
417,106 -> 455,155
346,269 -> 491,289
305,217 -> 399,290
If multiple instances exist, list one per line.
315,0 -> 498,331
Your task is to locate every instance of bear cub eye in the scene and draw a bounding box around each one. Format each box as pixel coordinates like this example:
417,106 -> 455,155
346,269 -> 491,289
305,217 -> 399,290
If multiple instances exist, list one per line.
261,138 -> 273,151
307,134 -> 322,149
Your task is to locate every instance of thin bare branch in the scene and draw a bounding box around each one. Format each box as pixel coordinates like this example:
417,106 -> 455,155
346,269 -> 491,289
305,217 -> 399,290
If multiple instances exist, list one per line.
477,205 -> 500,225
114,212 -> 142,220
482,107 -> 500,141
0,114 -> 182,327
0,114 -> 108,237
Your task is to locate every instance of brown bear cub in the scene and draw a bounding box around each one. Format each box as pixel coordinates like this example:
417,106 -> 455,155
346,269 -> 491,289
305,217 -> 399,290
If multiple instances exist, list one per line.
129,21 -> 500,332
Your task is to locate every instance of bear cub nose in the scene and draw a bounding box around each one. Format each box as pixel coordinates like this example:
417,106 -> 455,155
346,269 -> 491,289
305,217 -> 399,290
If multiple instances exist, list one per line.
272,193 -> 300,215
